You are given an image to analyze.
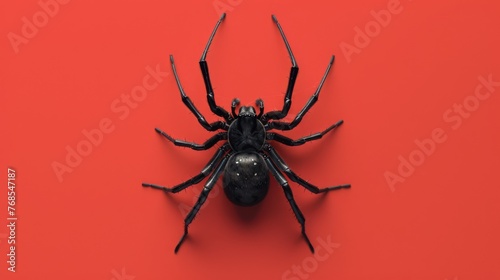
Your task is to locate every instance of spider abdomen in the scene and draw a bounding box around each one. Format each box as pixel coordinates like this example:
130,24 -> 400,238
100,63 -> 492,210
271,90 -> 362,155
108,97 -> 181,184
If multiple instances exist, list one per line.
223,152 -> 270,207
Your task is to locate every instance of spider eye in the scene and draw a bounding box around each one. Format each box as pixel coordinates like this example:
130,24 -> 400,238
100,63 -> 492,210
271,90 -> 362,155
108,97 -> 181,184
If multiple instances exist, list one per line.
238,106 -> 256,117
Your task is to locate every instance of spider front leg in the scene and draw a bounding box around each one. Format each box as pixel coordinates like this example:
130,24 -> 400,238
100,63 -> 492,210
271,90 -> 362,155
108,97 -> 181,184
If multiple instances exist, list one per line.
200,13 -> 232,123
266,55 -> 336,131
142,144 -> 229,193
263,155 -> 314,253
264,144 -> 350,193
261,15 -> 298,123
267,119 -> 344,146
154,128 -> 226,151
174,154 -> 229,253
170,55 -> 228,131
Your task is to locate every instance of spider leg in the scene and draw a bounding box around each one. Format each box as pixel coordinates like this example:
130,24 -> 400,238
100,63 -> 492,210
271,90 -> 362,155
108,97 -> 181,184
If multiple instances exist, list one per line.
170,55 -> 228,131
261,15 -> 298,123
266,56 -> 336,131
267,120 -> 344,146
154,128 -> 226,151
264,144 -> 350,193
263,155 -> 314,253
142,144 -> 229,193
200,13 -> 232,123
174,154 -> 230,253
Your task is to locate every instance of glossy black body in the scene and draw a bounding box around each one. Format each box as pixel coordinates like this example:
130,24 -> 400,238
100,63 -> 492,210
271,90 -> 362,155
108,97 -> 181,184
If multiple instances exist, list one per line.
223,152 -> 269,206
142,13 -> 350,254
224,107 -> 269,206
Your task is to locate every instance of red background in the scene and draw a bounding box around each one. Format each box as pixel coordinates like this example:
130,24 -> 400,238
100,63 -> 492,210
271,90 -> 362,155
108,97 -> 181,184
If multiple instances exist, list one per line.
1,0 -> 500,279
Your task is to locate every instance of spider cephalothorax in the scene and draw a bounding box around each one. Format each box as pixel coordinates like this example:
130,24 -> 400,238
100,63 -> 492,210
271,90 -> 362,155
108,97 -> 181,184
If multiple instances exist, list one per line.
142,13 -> 350,253
228,106 -> 266,151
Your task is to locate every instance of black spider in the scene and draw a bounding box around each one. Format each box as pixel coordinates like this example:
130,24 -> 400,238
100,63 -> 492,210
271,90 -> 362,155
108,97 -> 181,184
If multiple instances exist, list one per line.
142,13 -> 350,253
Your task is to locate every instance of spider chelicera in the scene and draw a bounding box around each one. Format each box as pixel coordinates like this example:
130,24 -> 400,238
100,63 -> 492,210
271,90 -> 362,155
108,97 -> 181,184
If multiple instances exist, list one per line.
142,13 -> 350,253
